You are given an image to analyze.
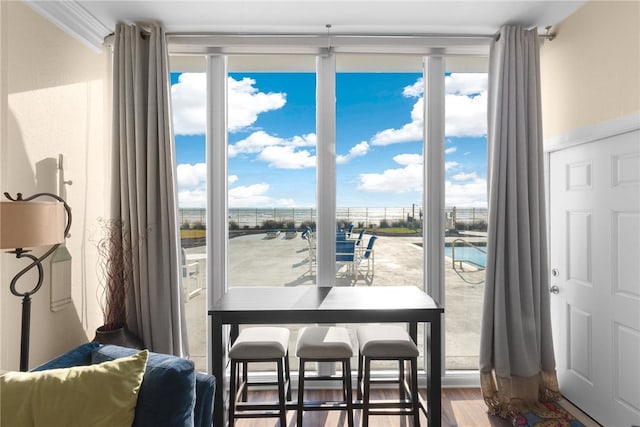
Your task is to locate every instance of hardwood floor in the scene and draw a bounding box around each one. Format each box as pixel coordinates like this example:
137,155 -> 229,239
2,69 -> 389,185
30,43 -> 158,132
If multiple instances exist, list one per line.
230,388 -> 513,427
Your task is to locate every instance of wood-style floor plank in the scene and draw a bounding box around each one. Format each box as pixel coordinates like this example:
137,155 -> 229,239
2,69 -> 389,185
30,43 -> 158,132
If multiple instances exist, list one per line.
230,388 -> 513,427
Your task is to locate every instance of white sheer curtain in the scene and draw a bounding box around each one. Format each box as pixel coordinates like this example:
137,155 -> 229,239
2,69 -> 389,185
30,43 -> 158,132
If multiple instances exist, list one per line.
479,25 -> 559,418
111,23 -> 188,356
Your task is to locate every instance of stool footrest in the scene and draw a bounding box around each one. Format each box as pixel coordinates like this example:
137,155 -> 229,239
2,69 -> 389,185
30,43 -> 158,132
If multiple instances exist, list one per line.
367,408 -> 418,416
297,401 -> 351,410
234,411 -> 282,418
365,399 -> 416,408
235,402 -> 287,411
302,374 -> 348,381
365,378 -> 410,385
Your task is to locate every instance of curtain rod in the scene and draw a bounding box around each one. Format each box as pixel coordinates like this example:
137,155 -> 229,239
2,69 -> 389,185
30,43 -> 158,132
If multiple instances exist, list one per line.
165,27 -> 556,41
106,26 -> 555,50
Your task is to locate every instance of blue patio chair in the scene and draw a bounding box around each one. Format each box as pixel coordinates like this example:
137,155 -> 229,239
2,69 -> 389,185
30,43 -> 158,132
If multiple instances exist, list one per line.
351,229 -> 366,246
355,236 -> 377,281
346,224 -> 354,238
336,239 -> 356,278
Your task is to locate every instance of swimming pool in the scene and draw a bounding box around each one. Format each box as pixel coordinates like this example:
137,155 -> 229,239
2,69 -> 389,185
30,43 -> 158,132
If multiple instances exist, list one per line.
444,245 -> 487,268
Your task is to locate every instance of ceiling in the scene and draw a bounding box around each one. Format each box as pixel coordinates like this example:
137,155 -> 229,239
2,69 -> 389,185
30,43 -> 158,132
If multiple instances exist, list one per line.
27,0 -> 586,52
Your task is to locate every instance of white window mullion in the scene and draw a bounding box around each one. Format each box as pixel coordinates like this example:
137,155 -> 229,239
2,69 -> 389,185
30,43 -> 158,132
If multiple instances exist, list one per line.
206,55 -> 228,312
423,55 -> 446,379
423,55 -> 445,302
316,53 -> 336,287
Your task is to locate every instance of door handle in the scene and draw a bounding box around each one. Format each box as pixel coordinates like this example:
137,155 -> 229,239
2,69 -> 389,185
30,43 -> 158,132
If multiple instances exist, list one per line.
550,285 -> 560,294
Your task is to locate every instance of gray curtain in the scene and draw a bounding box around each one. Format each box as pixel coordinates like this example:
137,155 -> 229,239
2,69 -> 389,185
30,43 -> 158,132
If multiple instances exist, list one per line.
479,25 -> 559,418
111,23 -> 188,356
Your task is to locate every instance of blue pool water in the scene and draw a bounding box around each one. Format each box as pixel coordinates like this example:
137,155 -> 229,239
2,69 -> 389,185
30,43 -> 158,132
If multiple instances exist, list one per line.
444,246 -> 487,268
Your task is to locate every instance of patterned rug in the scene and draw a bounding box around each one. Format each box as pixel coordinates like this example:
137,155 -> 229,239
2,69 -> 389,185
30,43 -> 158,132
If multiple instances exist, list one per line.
513,401 -> 586,427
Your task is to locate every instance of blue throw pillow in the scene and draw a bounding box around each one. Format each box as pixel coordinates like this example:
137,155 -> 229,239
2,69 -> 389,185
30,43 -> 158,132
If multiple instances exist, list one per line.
92,345 -> 196,427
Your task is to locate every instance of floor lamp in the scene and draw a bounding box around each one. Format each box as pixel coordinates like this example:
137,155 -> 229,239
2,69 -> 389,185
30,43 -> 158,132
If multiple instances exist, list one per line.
0,192 -> 72,371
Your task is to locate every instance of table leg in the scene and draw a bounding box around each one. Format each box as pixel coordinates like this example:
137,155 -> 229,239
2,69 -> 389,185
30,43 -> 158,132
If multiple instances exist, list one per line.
429,317 -> 442,426
409,321 -> 418,343
212,315 -> 224,427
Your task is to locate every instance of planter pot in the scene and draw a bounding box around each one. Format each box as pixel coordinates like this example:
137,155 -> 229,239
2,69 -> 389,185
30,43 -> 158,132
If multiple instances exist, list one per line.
93,325 -> 144,349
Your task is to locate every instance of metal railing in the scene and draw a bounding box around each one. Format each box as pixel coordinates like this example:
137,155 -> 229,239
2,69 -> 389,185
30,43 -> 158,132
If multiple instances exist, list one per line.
450,238 -> 486,285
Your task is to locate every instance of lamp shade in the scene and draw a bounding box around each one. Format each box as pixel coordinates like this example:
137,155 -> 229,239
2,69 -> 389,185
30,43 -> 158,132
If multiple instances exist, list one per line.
0,201 -> 65,249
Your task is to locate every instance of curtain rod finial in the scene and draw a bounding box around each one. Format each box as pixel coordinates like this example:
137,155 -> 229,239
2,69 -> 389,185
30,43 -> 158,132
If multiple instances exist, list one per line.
543,25 -> 556,41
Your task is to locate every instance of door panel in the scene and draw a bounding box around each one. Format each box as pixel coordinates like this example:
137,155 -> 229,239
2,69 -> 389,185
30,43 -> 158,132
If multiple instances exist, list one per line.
550,130 -> 640,427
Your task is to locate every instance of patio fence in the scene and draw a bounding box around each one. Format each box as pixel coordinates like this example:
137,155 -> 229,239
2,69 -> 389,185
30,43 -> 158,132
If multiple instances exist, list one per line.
180,206 -> 488,230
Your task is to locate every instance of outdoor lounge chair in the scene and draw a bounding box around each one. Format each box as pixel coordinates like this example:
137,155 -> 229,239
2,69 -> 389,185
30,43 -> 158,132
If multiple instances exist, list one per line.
285,229 -> 297,239
265,229 -> 280,239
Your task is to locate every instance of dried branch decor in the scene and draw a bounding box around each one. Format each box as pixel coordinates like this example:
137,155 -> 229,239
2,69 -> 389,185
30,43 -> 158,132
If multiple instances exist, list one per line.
96,218 -> 137,331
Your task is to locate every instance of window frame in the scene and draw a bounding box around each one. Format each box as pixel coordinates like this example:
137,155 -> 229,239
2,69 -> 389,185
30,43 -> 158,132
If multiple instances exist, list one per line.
188,41 -> 488,385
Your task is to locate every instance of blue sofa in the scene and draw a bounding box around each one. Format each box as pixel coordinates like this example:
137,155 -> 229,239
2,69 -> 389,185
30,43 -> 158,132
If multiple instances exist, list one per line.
33,342 -> 215,427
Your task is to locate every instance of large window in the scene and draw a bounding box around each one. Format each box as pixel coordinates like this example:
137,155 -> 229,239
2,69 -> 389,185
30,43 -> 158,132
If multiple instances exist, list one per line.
226,68 -> 317,287
443,73 -> 488,370
336,71 -> 424,287
170,47 -> 488,377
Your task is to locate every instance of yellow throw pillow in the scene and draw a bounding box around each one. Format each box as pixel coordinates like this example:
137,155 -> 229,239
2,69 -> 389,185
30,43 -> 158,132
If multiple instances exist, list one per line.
1,349 -> 148,427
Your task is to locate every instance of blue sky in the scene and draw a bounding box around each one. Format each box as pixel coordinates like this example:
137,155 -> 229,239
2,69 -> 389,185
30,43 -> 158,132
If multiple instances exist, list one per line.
171,71 -> 488,208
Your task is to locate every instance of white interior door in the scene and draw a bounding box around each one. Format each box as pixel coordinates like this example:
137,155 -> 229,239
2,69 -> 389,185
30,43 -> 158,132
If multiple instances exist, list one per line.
549,130 -> 640,427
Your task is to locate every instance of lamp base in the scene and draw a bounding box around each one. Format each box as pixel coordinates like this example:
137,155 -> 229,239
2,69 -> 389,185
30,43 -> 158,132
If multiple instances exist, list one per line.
93,325 -> 144,349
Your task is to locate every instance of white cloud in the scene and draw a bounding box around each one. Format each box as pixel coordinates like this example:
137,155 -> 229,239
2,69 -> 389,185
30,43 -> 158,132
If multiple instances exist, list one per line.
228,175 -> 238,185
171,74 -> 286,135
356,154 -> 422,193
228,77 -> 286,132
357,163 -> 423,193
402,74 -> 487,97
229,131 -> 315,157
177,162 -> 206,189
171,74 -> 207,136
337,141 -> 370,164
445,73 -> 487,96
339,148 -> 487,206
394,153 -> 422,166
445,146 -> 457,154
445,176 -> 487,207
445,91 -> 487,137
228,183 -> 295,208
177,163 -> 207,207
402,78 -> 423,97
178,189 -> 207,208
452,171 -> 478,181
258,145 -> 316,169
369,73 -> 488,145
370,101 -> 423,145
230,130 -> 317,169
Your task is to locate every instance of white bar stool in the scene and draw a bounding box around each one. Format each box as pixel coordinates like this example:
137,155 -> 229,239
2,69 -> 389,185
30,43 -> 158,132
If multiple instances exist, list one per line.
228,327 -> 291,427
295,326 -> 355,427
356,325 -> 421,427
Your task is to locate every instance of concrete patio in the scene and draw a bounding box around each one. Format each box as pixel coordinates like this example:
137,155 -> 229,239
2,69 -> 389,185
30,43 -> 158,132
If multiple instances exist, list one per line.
183,232 -> 485,372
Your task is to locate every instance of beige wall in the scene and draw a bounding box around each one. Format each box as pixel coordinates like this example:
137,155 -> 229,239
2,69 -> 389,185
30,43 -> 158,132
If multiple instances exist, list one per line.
540,0 -> 640,139
0,1 -> 110,370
